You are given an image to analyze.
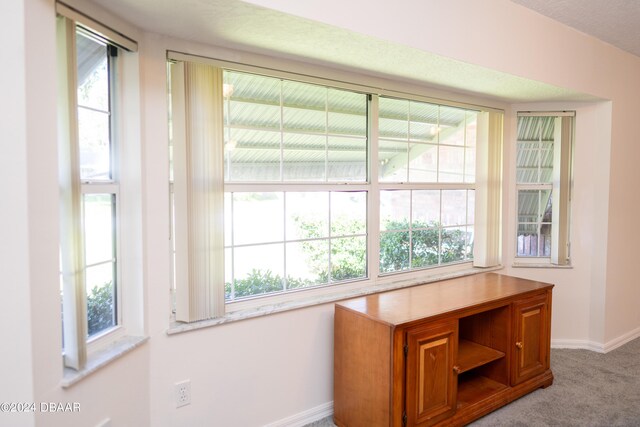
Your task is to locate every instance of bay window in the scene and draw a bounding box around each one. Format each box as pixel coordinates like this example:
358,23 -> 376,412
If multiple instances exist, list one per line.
169,53 -> 503,323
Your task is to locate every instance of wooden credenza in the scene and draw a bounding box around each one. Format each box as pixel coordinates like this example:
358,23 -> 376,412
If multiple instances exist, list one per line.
333,273 -> 553,427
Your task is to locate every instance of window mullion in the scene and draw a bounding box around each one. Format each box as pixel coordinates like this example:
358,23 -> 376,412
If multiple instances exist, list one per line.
368,95 -> 380,279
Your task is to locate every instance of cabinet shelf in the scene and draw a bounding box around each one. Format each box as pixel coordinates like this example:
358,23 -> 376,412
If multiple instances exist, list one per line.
457,339 -> 505,374
457,374 -> 508,409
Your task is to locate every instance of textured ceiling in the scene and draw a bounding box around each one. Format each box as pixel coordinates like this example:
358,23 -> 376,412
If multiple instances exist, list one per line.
512,0 -> 640,57
89,0 -> 597,103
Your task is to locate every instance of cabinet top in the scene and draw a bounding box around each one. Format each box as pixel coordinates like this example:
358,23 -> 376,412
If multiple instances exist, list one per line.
336,273 -> 553,326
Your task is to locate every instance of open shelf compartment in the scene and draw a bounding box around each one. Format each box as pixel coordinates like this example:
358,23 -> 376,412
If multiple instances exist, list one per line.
457,339 -> 505,373
457,372 -> 509,409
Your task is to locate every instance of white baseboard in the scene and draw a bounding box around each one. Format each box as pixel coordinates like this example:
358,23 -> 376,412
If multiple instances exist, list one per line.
552,326 -> 640,354
603,325 -> 640,353
551,339 -> 604,353
263,401 -> 333,427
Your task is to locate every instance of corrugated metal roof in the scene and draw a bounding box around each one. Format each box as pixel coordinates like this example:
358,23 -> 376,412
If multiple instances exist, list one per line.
517,116 -> 555,228
223,70 -> 474,182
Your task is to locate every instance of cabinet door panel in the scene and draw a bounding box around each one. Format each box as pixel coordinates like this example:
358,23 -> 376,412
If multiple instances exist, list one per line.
512,294 -> 550,385
406,320 -> 457,426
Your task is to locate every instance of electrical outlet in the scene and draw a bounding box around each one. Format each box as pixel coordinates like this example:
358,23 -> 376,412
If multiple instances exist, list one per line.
175,380 -> 191,408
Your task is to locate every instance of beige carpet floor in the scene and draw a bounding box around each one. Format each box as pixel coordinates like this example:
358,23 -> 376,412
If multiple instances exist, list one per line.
308,336 -> 640,426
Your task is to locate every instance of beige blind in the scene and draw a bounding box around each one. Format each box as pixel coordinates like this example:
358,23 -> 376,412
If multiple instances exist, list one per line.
172,62 -> 226,322
473,111 -> 503,267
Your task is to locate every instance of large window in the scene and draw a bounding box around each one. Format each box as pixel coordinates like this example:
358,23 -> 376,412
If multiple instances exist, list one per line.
169,57 -> 503,322
222,72 -> 368,302
516,113 -> 573,265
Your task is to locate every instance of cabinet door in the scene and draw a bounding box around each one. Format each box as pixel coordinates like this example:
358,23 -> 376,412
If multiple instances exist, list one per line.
512,294 -> 550,385
406,320 -> 458,426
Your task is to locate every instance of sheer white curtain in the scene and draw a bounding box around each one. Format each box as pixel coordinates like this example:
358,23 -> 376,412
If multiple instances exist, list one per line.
171,62 -> 226,322
473,111 -> 503,267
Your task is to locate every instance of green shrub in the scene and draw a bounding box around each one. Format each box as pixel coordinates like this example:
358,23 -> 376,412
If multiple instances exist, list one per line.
225,218 -> 471,299
87,281 -> 115,336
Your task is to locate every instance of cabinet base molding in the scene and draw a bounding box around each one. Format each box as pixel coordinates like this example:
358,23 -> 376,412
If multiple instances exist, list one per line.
439,370 -> 553,426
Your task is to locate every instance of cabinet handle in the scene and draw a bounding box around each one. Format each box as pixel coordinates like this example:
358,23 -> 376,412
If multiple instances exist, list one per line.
453,365 -> 461,375
515,341 -> 523,349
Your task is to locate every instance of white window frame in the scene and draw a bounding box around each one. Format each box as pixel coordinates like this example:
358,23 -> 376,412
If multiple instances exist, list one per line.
57,2 -> 144,377
168,51 -> 504,321
514,111 -> 573,267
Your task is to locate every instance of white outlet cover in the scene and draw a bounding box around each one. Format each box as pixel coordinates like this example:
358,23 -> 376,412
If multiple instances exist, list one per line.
175,380 -> 191,408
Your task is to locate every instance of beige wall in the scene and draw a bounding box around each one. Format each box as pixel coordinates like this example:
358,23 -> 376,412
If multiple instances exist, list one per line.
4,0 -> 640,426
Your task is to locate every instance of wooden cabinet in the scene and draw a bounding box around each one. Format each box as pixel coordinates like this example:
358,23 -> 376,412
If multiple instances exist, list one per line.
512,295 -> 550,385
333,273 -> 553,427
406,320 -> 458,426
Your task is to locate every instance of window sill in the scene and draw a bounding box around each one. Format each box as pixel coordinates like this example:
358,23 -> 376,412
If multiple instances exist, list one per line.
167,265 -> 504,335
512,262 -> 573,269
61,335 -> 149,388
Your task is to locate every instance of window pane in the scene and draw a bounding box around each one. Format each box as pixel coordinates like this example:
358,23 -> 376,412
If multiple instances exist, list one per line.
379,97 -> 408,139
409,101 -> 439,142
283,80 -> 326,133
380,231 -> 410,273
516,116 -> 555,184
283,133 -> 325,181
224,248 -> 232,299
465,111 -> 477,147
328,136 -> 367,182
379,140 -> 408,182
438,145 -> 465,182
412,190 -> 440,227
380,190 -> 410,231
225,72 -> 280,130
78,108 -> 111,180
516,142 -> 540,183
331,191 -> 366,236
227,128 -> 280,181
408,143 -> 438,182
517,224 -> 540,257
464,146 -> 476,183
232,243 -> 284,299
411,228 -> 439,268
86,262 -> 115,337
328,89 -> 366,137
83,194 -> 114,266
76,32 -> 108,111
517,188 -> 553,258
467,190 -> 476,225
441,190 -> 467,226
331,236 -> 366,281
518,189 -> 552,223
439,106 -> 466,146
465,226 -> 475,259
232,192 -> 284,245
441,227 -> 467,263
224,193 -> 232,246
540,142 -> 554,183
285,192 -> 329,240
286,240 -> 329,287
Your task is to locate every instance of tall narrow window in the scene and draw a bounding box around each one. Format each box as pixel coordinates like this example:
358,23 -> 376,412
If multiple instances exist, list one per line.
77,30 -> 119,337
516,113 -> 573,265
57,9 -> 138,370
